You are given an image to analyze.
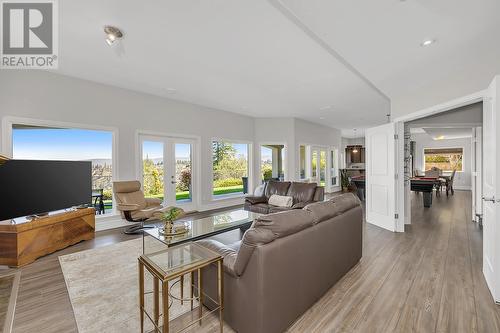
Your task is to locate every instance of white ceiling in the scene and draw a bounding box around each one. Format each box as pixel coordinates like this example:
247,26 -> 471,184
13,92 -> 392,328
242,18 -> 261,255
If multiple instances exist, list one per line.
56,0 -> 390,131
411,127 -> 472,140
279,0 -> 500,114
54,0 -> 500,132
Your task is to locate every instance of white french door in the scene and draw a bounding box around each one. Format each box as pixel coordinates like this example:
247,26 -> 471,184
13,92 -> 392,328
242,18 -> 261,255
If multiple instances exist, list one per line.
311,147 -> 327,187
482,76 -> 499,302
140,135 -> 197,212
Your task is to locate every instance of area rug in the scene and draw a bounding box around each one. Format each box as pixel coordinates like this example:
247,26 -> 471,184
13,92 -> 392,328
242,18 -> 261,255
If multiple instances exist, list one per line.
0,271 -> 21,333
59,238 -> 197,333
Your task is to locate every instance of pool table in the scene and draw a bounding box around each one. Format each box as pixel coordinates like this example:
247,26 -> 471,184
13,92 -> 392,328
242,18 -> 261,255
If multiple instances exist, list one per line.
410,177 -> 439,207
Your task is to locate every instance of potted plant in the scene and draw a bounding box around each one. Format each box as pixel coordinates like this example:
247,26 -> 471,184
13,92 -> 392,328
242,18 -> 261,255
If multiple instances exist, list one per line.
157,207 -> 186,235
340,169 -> 350,191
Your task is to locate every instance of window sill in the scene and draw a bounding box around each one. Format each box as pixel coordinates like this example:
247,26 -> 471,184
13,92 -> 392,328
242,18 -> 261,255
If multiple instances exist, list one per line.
211,193 -> 246,201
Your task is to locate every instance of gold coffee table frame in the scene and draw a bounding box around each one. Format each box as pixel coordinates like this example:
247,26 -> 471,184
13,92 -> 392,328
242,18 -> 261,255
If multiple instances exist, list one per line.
138,242 -> 224,333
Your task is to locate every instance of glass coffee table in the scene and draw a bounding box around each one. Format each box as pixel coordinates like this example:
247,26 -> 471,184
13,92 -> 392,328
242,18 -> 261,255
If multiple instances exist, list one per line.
143,209 -> 261,254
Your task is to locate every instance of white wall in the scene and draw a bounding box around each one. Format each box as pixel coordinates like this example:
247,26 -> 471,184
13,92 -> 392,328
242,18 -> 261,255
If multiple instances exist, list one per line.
253,118 -> 342,187
294,119 -> 342,191
0,71 -> 343,209
0,71 -> 255,210
407,102 -> 482,127
411,133 -> 472,190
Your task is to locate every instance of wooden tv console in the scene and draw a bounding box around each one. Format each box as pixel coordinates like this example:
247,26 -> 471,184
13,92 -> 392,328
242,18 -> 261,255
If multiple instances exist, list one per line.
0,208 -> 95,267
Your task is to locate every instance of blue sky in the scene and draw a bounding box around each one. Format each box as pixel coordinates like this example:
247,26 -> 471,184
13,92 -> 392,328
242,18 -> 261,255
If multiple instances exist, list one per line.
13,128 -> 113,160
13,128 -> 249,161
142,141 -> 192,159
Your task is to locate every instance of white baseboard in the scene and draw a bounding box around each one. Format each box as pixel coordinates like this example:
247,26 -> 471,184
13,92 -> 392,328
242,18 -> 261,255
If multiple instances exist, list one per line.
454,185 -> 472,191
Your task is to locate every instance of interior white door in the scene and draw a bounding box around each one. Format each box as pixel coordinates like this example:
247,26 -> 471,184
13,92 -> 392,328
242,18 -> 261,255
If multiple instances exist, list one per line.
366,123 -> 397,232
482,76 -> 499,302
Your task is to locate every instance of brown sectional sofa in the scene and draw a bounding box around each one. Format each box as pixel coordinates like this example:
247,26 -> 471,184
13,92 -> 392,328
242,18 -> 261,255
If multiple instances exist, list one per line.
198,193 -> 363,333
244,180 -> 325,214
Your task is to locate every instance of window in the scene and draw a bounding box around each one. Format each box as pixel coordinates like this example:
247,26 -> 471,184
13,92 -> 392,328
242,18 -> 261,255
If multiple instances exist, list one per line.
260,144 -> 285,181
212,140 -> 249,197
12,125 -> 114,213
299,145 -> 306,179
424,148 -> 463,172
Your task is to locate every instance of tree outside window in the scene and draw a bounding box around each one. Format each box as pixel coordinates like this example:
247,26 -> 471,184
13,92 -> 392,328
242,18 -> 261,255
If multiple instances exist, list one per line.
424,148 -> 463,172
212,141 -> 249,196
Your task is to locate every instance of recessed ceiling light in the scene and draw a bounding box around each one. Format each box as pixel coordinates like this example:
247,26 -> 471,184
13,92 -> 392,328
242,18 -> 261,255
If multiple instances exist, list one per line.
319,105 -> 332,111
165,88 -> 177,94
319,117 -> 325,120
421,38 -> 436,47
104,26 -> 123,46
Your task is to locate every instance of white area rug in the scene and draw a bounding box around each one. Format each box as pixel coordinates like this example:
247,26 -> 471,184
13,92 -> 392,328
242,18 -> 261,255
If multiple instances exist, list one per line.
59,238 -> 196,333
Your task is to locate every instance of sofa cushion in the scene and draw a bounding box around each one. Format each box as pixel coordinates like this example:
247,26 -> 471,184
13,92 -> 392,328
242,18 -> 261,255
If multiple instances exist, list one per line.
304,193 -> 361,224
286,182 -> 317,204
245,195 -> 268,205
268,206 -> 293,214
254,209 -> 314,238
265,180 -> 291,199
246,203 -> 270,214
268,194 -> 293,207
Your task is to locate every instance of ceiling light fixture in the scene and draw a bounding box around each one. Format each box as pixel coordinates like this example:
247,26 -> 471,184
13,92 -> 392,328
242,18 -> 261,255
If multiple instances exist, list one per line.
352,128 -> 359,153
104,26 -> 123,46
421,38 -> 436,47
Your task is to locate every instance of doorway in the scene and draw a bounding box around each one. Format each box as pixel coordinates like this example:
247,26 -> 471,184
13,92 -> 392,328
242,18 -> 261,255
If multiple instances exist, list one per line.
139,135 -> 198,211
402,102 -> 483,226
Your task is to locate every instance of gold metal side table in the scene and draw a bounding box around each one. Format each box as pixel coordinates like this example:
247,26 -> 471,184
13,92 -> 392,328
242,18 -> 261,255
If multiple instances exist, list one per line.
138,242 -> 224,333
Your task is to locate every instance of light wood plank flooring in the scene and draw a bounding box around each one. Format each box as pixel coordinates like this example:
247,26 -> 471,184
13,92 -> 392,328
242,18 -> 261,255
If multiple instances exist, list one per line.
2,191 -> 499,333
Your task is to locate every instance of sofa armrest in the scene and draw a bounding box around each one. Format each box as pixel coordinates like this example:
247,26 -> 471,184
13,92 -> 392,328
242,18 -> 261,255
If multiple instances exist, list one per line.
291,201 -> 311,209
197,240 -> 239,278
145,197 -> 162,207
245,195 -> 267,205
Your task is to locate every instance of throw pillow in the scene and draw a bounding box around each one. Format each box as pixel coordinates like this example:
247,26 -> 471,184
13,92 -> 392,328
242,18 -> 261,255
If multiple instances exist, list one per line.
268,194 -> 293,207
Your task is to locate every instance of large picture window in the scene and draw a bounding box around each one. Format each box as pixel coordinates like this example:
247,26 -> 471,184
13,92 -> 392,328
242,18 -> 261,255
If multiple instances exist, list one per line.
12,124 -> 114,213
424,147 -> 463,172
212,140 -> 249,197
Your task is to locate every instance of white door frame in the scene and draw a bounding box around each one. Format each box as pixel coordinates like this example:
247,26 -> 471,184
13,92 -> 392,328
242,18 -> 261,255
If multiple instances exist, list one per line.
136,130 -> 201,212
472,127 -> 483,222
393,90 -> 485,228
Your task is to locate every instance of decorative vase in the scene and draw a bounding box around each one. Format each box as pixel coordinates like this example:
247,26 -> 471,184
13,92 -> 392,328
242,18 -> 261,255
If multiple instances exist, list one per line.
164,219 -> 174,234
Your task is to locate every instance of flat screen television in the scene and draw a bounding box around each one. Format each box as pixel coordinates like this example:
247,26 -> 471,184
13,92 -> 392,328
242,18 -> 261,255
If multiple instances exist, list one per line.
0,160 -> 92,220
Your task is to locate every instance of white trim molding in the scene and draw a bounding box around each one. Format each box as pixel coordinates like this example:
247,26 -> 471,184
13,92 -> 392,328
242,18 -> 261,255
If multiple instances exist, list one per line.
393,90 -> 486,123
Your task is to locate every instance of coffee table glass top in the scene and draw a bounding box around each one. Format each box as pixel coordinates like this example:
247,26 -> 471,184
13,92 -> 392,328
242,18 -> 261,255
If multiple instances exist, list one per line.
141,242 -> 220,278
143,209 -> 261,253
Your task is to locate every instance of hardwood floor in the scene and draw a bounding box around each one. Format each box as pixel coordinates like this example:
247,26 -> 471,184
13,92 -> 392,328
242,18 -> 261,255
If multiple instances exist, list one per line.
2,192 -> 499,333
